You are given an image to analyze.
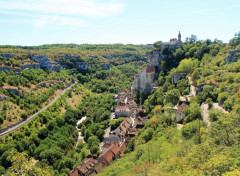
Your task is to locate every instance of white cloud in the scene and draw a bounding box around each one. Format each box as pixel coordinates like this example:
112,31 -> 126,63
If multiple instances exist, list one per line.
0,10 -> 91,27
0,0 -> 126,18
0,0 -> 126,28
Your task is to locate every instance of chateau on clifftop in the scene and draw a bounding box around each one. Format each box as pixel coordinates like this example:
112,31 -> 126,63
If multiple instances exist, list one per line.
133,32 -> 182,94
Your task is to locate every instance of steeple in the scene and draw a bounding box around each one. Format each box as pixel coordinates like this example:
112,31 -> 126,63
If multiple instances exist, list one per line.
178,31 -> 181,42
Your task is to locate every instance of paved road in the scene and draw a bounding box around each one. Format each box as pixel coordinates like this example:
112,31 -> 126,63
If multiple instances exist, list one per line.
0,82 -> 77,136
201,103 -> 211,127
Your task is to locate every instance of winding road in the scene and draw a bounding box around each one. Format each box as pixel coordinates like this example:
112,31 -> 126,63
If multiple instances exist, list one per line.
0,81 -> 77,136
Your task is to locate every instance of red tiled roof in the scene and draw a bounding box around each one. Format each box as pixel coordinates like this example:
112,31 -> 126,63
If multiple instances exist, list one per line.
76,166 -> 87,174
176,103 -> 187,114
93,162 -> 103,173
102,143 -> 111,149
110,144 -> 120,155
115,106 -> 130,112
69,170 -> 78,176
119,142 -> 127,156
99,143 -> 120,164
71,157 -> 98,175
120,118 -> 132,134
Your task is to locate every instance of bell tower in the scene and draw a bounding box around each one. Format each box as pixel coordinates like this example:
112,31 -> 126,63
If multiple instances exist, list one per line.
178,31 -> 181,42
178,31 -> 182,48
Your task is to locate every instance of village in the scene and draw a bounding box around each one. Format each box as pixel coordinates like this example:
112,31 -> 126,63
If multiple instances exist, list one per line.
69,87 -> 148,176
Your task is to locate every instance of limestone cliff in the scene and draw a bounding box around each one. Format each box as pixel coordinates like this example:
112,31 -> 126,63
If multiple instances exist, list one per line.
225,49 -> 240,64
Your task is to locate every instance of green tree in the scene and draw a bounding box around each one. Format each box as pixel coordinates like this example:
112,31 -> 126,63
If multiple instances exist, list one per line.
20,111 -> 28,120
164,89 -> 180,105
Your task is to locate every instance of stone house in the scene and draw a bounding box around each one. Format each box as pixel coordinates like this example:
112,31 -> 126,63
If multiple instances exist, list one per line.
103,135 -> 121,146
115,106 -> 130,118
120,118 -> 132,136
98,142 -> 121,166
176,103 -> 187,123
69,156 -> 98,176
133,66 -> 158,93
171,73 -> 187,84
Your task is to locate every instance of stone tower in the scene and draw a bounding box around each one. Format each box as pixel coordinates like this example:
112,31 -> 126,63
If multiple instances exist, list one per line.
178,31 -> 181,42
178,31 -> 182,48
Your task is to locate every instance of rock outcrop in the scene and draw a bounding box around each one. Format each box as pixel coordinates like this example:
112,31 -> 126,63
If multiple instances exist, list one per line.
75,62 -> 88,71
0,53 -> 14,59
103,64 -> 110,70
225,49 -> 240,64
21,64 -> 40,70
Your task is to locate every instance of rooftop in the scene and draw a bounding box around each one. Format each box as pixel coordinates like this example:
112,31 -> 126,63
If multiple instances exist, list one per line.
115,106 -> 130,112
176,103 -> 187,114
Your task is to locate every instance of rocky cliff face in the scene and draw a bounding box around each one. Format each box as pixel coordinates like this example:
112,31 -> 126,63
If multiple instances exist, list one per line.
75,62 -> 88,70
30,55 -> 53,71
0,53 -> 14,59
225,50 -> 240,64
21,64 -> 40,69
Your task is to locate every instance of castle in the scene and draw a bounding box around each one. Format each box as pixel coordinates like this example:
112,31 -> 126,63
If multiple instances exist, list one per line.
133,32 -> 182,94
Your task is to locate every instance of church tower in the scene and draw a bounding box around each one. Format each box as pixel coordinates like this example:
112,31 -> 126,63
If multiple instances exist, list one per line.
178,31 -> 181,42
178,31 -> 182,48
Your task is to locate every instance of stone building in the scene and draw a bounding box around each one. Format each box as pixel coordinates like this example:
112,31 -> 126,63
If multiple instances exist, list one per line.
133,66 -> 158,93
171,73 -> 187,84
176,103 -> 187,123
147,44 -> 154,50
69,156 -> 98,176
115,106 -> 130,118
162,31 -> 182,51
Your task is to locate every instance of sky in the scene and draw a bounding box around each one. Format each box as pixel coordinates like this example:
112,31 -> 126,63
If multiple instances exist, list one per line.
0,0 -> 240,46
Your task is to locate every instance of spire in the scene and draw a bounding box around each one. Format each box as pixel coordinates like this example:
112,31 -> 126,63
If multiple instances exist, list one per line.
178,31 -> 181,42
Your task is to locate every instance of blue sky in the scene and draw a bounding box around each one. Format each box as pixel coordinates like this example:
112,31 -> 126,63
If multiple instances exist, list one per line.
0,0 -> 240,45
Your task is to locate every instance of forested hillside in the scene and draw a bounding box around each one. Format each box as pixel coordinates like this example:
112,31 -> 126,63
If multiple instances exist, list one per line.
0,44 -> 147,175
99,33 -> 240,176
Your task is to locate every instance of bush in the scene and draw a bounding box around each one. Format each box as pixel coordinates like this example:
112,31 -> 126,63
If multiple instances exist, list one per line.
20,111 -> 28,120
0,116 -> 4,125
182,120 -> 200,139
206,98 -> 213,109
209,109 -> 224,122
